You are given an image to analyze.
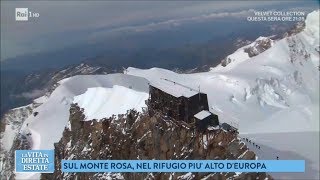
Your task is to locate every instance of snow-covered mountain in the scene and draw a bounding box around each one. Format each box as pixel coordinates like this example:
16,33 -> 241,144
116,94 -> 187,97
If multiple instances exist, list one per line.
1,10 -> 319,180
126,10 -> 319,179
30,63 -> 111,96
219,36 -> 275,68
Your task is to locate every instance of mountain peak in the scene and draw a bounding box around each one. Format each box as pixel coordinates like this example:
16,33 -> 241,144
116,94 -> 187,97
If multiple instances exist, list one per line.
305,10 -> 320,40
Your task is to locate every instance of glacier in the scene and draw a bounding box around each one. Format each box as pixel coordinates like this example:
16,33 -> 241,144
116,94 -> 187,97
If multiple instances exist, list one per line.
126,10 -> 320,179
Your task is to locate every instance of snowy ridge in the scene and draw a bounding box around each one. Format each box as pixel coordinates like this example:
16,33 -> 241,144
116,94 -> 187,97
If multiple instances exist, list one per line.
73,86 -> 149,121
14,74 -> 149,179
20,74 -> 148,148
33,95 -> 48,104
213,36 -> 274,72
51,63 -> 107,85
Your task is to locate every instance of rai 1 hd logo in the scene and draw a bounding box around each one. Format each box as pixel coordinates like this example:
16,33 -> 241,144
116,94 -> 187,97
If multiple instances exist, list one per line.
15,8 -> 40,21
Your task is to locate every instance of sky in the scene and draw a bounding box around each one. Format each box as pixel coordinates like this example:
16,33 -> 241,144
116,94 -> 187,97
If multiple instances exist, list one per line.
1,1 -> 319,61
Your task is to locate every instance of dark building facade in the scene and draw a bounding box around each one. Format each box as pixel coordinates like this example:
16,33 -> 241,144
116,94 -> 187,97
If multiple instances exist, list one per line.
148,80 -> 210,124
221,123 -> 238,133
194,110 -> 219,132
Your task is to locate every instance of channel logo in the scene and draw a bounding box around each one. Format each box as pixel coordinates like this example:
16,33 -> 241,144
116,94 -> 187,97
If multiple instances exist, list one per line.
15,8 -> 28,21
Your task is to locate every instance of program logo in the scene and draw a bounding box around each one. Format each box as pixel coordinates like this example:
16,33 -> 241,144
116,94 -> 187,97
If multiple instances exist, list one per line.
15,150 -> 54,173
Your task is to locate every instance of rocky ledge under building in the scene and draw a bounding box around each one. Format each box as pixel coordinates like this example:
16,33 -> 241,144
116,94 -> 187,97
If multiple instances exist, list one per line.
41,104 -> 272,180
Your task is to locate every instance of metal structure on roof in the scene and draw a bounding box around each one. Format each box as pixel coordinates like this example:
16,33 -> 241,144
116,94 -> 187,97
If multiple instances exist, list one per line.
149,78 -> 201,98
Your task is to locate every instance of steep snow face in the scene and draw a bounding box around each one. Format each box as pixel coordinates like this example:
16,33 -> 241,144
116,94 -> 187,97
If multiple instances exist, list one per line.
127,10 -> 320,180
33,96 -> 48,104
73,86 -> 149,121
215,36 -> 274,71
305,10 -> 320,42
0,105 -> 33,152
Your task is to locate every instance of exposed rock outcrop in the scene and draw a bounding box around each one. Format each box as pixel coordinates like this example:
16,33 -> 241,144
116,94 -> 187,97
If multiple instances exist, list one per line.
42,104 -> 272,180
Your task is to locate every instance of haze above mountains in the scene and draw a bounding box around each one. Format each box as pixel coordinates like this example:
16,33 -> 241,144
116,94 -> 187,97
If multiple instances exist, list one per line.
1,2 -> 318,116
1,1 -> 317,72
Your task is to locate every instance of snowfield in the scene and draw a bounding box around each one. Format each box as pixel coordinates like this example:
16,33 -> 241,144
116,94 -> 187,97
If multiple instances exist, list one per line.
73,86 -> 149,121
127,10 -> 320,179
9,10 -> 320,180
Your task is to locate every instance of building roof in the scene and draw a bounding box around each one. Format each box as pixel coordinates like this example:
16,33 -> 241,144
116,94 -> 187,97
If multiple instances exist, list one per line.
150,78 -> 200,98
194,110 -> 212,120
221,123 -> 238,131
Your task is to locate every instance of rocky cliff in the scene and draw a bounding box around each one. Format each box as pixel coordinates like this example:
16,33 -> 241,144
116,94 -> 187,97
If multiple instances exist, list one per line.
42,104 -> 272,180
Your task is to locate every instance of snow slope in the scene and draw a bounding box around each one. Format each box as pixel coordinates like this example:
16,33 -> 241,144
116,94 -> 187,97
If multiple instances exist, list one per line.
15,74 -> 149,179
73,86 -> 148,121
127,10 -> 320,179
213,36 -> 274,72
0,105 -> 33,152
